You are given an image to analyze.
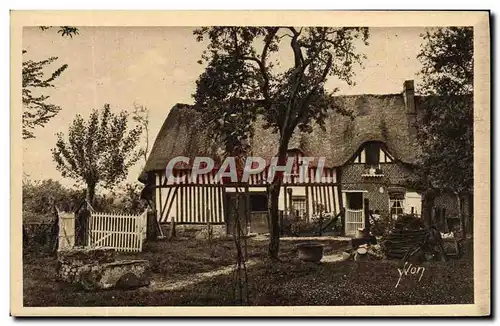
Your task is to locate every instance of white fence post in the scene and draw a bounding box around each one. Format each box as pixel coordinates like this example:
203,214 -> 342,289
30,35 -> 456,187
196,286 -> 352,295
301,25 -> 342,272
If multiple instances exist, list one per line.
58,211 -> 75,251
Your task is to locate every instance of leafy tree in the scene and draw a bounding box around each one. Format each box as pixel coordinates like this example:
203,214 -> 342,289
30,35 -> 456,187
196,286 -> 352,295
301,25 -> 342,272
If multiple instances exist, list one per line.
416,27 -> 473,235
132,104 -> 150,164
22,26 -> 78,139
193,27 -> 369,259
52,104 -> 143,204
22,178 -> 85,216
22,55 -> 68,139
109,182 -> 148,214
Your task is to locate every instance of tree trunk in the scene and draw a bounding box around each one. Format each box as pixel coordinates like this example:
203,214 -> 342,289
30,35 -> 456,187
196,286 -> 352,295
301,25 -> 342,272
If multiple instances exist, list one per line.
267,135 -> 290,260
268,182 -> 281,260
77,181 -> 96,247
86,182 -> 96,206
421,190 -> 435,228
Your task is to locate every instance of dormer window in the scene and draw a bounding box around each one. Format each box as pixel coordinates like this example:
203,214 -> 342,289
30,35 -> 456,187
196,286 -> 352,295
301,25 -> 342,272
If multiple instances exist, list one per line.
365,142 -> 380,166
353,142 -> 394,167
360,142 -> 385,177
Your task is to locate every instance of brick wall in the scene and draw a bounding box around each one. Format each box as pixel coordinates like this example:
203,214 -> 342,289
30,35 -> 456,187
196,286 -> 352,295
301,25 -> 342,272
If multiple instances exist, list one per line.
341,162 -> 415,219
341,161 -> 472,231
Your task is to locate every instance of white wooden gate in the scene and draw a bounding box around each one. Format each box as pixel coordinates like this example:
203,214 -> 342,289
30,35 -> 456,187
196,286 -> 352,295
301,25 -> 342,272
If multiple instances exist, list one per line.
87,210 -> 147,252
345,209 -> 364,236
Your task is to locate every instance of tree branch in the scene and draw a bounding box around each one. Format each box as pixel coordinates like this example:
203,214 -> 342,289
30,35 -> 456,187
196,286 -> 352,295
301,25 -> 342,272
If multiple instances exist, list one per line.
293,52 -> 333,130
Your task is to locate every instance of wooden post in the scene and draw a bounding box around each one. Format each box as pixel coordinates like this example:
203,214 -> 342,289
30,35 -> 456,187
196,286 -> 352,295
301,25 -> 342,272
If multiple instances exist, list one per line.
283,185 -> 288,217
164,187 -> 178,224
279,210 -> 284,236
421,190 -> 435,228
363,198 -> 370,237
146,210 -> 159,241
222,186 -> 229,234
287,188 -> 294,221
168,217 -> 176,240
245,184 -> 250,234
311,186 -> 316,215
340,207 -> 346,236
305,186 -> 310,222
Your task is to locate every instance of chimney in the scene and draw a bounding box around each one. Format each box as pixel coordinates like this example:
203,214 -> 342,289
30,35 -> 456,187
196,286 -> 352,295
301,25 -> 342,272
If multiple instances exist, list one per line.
403,80 -> 415,114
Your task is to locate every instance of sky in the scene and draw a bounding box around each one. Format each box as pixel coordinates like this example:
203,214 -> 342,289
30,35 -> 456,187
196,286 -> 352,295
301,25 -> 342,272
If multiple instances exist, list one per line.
22,26 -> 427,188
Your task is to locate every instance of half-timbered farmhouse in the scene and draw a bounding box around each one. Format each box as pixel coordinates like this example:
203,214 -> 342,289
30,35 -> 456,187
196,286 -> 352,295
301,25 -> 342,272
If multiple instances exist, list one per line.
139,80 -> 472,236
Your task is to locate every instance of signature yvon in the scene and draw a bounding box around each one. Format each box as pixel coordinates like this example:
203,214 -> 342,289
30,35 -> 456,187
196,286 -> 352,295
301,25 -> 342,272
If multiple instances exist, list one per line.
395,262 -> 426,288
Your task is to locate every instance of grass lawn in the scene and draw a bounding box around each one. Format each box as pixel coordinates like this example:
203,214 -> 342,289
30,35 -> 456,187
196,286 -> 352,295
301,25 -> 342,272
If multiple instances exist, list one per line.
23,237 -> 473,307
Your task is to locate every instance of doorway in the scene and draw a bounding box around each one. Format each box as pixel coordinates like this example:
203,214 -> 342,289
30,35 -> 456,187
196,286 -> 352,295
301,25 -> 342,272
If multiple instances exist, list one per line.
344,191 -> 365,236
224,191 -> 269,234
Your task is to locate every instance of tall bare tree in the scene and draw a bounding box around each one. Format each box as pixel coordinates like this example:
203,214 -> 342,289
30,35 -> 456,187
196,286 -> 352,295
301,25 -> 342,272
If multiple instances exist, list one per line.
193,27 -> 369,259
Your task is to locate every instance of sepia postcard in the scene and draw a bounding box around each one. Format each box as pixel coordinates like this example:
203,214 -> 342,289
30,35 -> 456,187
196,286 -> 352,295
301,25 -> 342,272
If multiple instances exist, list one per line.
11,10 -> 490,317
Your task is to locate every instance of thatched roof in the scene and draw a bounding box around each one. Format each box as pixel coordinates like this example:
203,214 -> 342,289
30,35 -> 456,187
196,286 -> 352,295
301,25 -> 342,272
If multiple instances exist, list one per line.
141,91 -> 422,180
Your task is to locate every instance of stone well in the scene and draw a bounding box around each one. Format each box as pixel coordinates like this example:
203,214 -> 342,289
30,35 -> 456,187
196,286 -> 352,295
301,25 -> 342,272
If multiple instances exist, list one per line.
57,247 -> 151,290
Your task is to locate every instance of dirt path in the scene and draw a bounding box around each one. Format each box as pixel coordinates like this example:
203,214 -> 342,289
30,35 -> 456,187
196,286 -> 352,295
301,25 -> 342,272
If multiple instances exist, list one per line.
252,235 -> 351,242
143,259 -> 259,292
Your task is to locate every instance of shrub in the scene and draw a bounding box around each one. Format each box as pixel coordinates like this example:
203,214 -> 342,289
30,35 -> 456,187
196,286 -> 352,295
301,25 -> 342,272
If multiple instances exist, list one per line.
22,178 -> 148,215
394,213 -> 425,231
290,220 -> 316,236
371,217 -> 391,236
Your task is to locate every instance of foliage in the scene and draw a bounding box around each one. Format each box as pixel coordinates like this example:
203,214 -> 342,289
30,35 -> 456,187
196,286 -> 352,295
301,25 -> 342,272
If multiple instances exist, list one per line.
289,219 -> 316,236
22,178 -> 85,216
52,104 -> 143,204
23,179 -> 147,219
193,26 -> 369,258
370,217 -> 392,237
393,213 -> 426,231
39,26 -> 80,38
132,104 -> 150,164
109,182 -> 149,214
22,26 -> 79,139
193,27 -> 368,149
22,55 -> 68,139
416,27 -> 473,194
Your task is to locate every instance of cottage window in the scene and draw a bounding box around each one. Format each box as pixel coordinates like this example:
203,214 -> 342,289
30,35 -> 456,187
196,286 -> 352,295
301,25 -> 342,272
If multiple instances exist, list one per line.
250,194 -> 268,212
291,196 -> 307,219
365,142 -> 380,166
389,192 -> 405,219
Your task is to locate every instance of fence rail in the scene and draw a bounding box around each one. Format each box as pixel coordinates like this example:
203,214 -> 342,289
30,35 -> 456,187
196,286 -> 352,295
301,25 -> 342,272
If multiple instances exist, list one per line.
87,210 -> 147,252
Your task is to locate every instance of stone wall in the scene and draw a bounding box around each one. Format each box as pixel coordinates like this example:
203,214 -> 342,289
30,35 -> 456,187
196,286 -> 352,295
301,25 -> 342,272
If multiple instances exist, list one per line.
161,223 -> 227,239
